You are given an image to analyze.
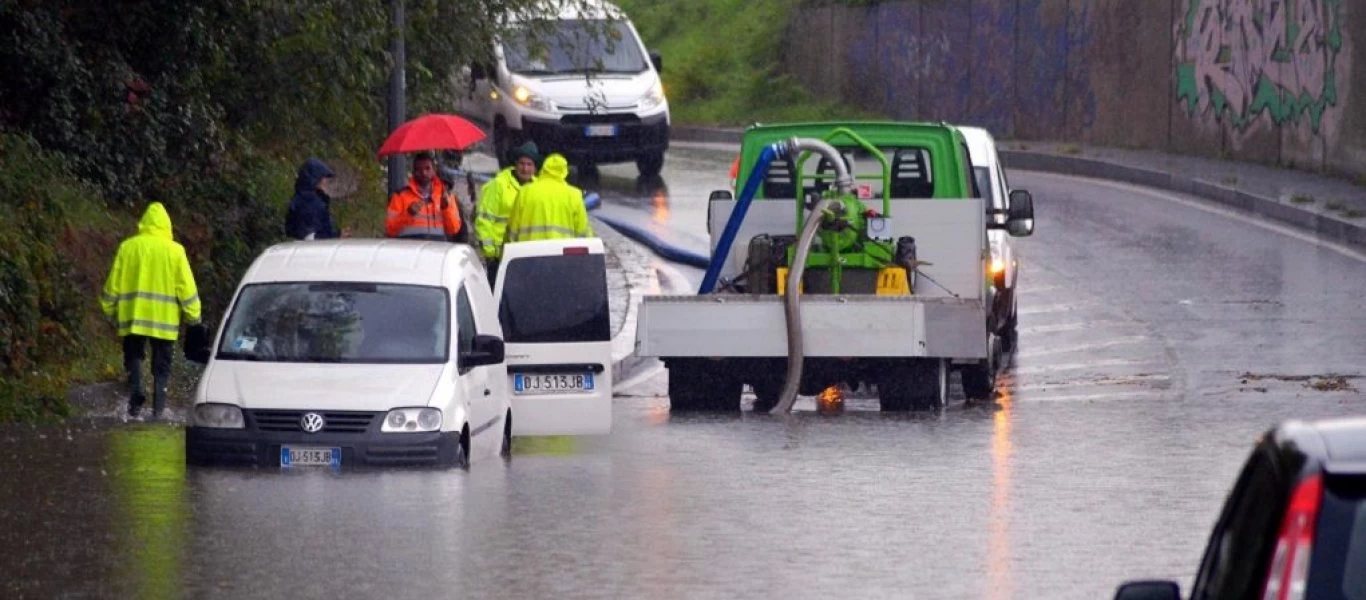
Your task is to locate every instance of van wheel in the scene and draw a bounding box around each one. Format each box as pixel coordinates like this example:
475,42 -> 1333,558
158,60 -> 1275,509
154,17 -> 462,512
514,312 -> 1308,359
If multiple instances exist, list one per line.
636,151 -> 665,177
455,428 -> 471,469
500,411 -> 512,459
879,359 -> 948,411
668,359 -> 741,412
749,373 -> 783,413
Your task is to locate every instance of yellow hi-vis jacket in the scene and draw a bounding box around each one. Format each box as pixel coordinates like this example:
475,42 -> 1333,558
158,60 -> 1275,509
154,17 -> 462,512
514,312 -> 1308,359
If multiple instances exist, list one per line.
474,167 -> 521,259
506,154 -> 594,242
100,203 -> 201,341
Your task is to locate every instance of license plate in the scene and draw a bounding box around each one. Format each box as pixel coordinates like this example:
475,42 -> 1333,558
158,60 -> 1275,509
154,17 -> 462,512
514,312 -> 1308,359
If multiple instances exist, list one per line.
281,446 -> 340,468
584,124 -> 617,137
513,372 -> 595,395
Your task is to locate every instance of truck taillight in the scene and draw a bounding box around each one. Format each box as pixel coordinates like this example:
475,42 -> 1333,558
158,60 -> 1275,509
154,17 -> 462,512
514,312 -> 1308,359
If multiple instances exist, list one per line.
1261,473 -> 1323,600
563,246 -> 589,255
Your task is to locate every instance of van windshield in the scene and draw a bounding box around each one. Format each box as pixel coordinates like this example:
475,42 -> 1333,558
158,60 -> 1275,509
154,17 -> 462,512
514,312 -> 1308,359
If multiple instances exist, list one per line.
503,19 -> 648,75
499,254 -> 610,343
216,282 -> 450,364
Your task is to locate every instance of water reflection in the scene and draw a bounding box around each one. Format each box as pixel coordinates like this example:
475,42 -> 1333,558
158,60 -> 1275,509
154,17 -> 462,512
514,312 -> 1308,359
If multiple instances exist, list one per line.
108,426 -> 187,600
987,387 -> 1016,600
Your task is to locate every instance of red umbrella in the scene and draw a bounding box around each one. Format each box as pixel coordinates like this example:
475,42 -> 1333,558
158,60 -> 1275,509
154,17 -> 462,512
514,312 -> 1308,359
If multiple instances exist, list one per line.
377,113 -> 487,158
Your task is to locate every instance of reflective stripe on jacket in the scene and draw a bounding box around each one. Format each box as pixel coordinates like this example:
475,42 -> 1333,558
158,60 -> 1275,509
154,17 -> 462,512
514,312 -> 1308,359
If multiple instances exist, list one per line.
385,177 -> 462,240
474,167 -> 521,259
506,154 -> 594,243
100,202 -> 201,341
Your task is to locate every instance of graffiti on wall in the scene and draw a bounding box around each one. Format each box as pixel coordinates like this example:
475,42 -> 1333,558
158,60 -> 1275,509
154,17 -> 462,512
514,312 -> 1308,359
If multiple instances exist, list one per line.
1175,0 -> 1347,134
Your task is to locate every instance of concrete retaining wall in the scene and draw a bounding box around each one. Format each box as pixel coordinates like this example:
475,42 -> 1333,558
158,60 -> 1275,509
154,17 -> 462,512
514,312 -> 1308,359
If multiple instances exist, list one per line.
785,0 -> 1363,181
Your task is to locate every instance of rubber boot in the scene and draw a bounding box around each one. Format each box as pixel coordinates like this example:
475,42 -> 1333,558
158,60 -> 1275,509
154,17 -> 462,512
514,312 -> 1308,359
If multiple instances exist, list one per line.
127,367 -> 145,418
152,375 -> 169,420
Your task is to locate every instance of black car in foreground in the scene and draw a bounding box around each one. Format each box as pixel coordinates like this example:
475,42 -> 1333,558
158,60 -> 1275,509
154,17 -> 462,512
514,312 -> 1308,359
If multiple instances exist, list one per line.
1116,417 -> 1366,600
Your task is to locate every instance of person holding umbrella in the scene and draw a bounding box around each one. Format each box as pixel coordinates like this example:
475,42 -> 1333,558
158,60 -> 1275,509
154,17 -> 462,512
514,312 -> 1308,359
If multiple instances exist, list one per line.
377,114 -> 487,243
385,152 -> 464,242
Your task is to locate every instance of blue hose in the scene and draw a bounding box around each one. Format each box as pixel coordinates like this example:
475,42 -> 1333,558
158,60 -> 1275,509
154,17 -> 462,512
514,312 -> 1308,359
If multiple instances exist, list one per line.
697,143 -> 783,294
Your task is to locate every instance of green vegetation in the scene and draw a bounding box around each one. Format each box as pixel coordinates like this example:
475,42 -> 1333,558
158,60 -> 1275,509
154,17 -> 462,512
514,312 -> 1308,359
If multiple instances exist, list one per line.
617,0 -> 878,125
0,1 -> 560,422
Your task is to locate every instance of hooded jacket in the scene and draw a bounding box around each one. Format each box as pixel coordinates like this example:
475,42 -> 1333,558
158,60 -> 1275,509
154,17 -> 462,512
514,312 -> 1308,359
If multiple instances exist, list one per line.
474,167 -> 522,259
100,203 -> 202,341
506,154 -> 593,242
285,158 -> 337,240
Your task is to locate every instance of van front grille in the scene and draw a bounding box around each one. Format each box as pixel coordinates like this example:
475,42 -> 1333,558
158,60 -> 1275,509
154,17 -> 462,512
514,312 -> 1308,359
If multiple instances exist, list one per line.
248,410 -> 376,434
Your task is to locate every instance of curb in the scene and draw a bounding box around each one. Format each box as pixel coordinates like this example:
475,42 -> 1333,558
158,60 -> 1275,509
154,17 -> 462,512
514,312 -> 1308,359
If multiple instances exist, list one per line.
998,151 -> 1366,249
672,126 -> 743,145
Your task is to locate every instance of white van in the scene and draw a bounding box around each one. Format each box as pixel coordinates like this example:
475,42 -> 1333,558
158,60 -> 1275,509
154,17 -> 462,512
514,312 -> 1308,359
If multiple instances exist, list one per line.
184,240 -> 512,469
457,0 -> 670,176
958,125 -> 1035,353
493,239 -> 613,436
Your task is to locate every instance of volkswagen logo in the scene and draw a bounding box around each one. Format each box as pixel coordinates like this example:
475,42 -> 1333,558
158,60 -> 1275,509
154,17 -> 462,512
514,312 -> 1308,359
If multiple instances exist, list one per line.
300,412 -> 326,434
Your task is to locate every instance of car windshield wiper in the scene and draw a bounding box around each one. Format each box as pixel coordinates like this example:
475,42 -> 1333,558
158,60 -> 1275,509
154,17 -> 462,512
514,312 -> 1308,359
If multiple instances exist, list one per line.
512,68 -> 556,75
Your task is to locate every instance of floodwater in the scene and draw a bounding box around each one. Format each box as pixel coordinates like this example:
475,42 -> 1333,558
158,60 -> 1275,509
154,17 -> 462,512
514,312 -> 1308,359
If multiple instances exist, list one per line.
3,146 -> 1364,599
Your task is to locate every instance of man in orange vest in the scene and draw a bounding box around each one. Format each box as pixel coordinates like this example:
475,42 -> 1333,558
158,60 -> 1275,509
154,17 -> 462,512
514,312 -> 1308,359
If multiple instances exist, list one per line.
385,152 -> 464,241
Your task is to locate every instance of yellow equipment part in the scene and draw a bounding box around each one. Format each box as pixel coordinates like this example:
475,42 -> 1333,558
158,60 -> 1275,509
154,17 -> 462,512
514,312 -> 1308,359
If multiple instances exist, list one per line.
775,266 -> 912,295
875,266 -> 912,295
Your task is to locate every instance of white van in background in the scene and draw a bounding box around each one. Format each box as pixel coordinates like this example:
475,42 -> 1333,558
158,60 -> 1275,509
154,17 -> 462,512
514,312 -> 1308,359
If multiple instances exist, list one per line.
494,239 -> 613,436
457,0 -> 670,176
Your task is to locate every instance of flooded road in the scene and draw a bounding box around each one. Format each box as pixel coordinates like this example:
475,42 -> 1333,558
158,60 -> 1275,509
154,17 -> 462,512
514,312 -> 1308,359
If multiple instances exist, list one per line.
3,145 -> 1365,599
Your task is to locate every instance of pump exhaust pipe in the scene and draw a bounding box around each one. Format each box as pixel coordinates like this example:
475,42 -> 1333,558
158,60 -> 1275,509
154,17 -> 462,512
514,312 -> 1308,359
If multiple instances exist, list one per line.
771,138 -> 853,415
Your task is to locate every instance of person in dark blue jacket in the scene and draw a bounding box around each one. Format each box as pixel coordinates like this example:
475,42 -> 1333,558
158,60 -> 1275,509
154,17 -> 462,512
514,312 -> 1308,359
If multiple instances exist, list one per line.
285,158 -> 346,240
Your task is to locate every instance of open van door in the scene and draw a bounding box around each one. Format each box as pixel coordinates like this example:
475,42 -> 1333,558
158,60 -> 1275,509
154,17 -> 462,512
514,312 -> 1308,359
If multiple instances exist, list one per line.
493,238 -> 612,435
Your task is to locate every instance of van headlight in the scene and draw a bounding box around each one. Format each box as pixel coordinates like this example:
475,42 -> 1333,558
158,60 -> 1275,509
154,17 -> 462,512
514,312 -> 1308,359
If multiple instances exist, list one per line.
639,81 -> 666,110
382,407 -> 443,433
513,85 -> 556,112
194,403 -> 245,429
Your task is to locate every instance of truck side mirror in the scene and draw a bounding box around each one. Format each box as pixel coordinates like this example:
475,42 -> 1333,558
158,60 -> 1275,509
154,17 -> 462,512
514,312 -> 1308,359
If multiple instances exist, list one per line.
1007,189 -> 1035,237
706,190 -> 732,235
461,334 -> 505,368
184,324 -> 212,364
1113,580 -> 1180,600
649,50 -> 663,74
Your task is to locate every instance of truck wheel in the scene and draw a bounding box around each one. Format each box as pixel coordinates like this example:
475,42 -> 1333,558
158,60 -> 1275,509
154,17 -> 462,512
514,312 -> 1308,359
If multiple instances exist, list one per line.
879,359 -> 948,411
668,360 -> 741,412
749,374 -> 783,413
636,151 -> 665,177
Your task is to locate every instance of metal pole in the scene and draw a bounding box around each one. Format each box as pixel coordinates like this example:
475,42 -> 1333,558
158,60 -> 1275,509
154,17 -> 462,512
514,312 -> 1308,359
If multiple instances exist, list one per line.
387,0 -> 407,194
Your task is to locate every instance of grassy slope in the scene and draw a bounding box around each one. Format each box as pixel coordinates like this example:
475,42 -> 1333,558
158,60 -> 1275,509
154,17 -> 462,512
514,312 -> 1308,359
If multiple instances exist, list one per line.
616,0 -> 877,126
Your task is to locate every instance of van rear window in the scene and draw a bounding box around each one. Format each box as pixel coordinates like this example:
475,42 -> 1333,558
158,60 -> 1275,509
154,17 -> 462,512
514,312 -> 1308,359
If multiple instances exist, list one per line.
1309,475 -> 1366,600
499,254 -> 610,343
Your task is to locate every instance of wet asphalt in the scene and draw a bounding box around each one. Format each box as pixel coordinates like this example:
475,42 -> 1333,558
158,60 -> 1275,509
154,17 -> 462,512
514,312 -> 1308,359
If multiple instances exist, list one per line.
3,143 -> 1365,599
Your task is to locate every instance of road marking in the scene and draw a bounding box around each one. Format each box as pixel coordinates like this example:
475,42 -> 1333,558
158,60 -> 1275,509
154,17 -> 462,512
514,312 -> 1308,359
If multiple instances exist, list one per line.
1017,302 -> 1095,315
1012,390 -> 1171,403
1008,373 -> 1171,390
1011,357 -> 1165,375
1015,336 -> 1153,359
1017,321 -> 1138,334
1026,171 -> 1366,264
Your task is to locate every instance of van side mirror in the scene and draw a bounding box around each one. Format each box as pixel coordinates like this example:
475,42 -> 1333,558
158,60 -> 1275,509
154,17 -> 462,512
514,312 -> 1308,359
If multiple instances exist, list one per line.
1007,189 -> 1035,237
184,324 -> 212,364
649,50 -> 663,74
1113,580 -> 1180,600
470,62 -> 488,81
461,334 -> 505,368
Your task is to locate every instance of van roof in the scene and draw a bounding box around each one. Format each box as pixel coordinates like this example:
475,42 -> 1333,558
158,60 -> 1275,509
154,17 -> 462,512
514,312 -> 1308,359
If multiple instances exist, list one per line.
508,0 -> 623,22
241,239 -> 478,287
956,125 -> 997,169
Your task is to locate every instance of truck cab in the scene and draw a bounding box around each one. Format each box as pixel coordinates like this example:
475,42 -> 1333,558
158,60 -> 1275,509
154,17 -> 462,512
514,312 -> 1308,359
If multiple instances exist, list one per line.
456,0 -> 670,176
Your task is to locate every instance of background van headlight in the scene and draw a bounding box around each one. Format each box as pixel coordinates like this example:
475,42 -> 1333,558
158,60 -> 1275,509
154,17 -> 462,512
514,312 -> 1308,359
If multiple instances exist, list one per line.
639,81 -> 665,110
382,408 -> 443,433
512,85 -> 556,112
194,403 -> 245,429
